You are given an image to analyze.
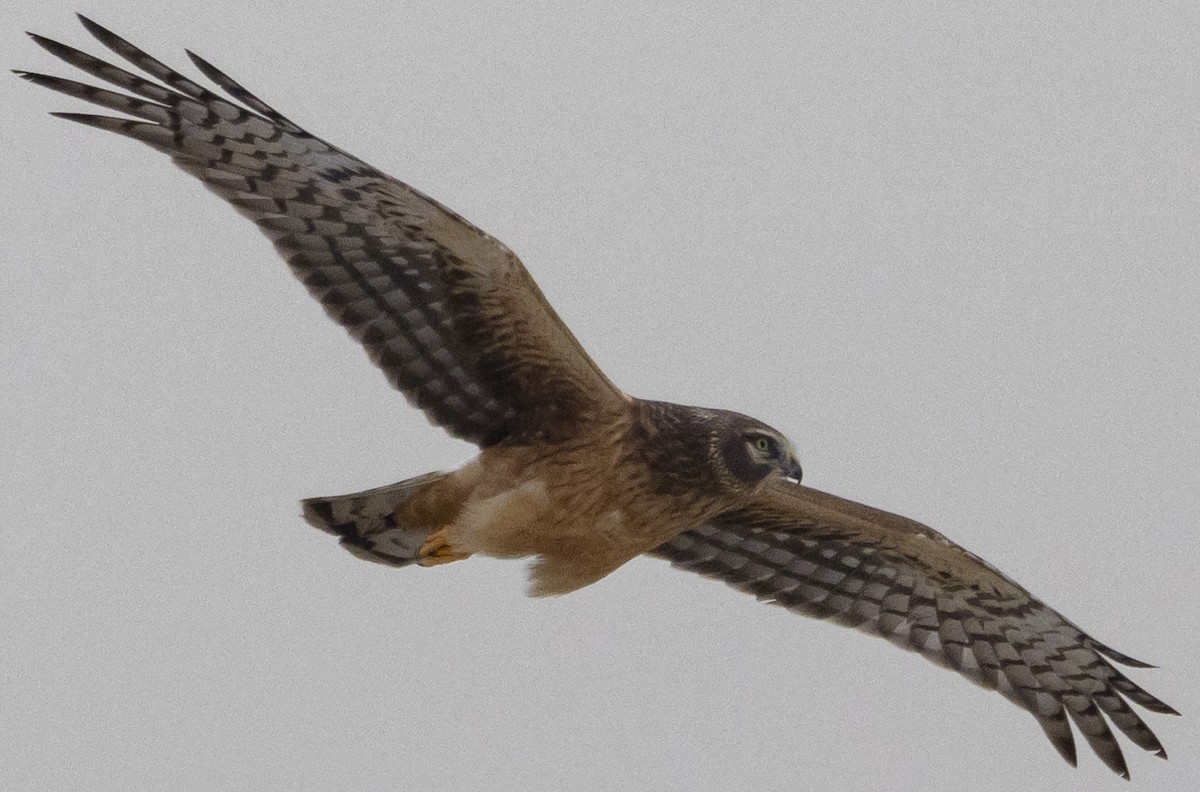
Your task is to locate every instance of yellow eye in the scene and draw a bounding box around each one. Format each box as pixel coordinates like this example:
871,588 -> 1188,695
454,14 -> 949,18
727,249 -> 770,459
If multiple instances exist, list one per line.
755,437 -> 772,453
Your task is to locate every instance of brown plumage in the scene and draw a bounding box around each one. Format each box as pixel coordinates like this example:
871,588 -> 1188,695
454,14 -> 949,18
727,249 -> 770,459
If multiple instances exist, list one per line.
17,15 -> 1177,779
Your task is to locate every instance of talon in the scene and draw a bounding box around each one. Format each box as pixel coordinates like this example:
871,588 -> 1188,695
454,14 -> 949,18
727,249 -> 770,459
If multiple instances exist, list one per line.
418,529 -> 471,566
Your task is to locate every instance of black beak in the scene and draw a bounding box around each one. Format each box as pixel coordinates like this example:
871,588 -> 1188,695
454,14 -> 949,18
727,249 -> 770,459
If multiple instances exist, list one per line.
785,456 -> 803,483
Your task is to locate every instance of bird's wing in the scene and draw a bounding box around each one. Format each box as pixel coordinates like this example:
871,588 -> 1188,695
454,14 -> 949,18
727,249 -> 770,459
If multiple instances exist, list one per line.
650,479 -> 1177,778
17,16 -> 627,447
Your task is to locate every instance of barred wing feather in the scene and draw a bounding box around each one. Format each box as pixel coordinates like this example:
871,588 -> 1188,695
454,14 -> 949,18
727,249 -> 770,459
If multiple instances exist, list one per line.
17,15 -> 625,448
653,481 -> 1177,778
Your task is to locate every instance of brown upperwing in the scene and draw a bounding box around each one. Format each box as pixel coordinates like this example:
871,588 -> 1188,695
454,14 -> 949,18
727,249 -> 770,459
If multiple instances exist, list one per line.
652,479 -> 1176,778
19,15 -> 627,448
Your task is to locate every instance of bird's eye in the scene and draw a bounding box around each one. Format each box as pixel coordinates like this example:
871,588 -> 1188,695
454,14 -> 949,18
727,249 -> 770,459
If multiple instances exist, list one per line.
754,436 -> 773,454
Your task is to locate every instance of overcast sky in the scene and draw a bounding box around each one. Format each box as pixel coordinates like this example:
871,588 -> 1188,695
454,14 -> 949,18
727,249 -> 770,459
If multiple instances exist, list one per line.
2,2 -> 1197,790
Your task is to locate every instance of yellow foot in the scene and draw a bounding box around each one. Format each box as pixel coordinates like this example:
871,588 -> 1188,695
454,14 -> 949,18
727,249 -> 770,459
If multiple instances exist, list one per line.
418,529 -> 472,567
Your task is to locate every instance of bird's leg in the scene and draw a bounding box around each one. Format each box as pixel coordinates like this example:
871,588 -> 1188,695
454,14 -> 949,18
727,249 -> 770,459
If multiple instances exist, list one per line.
394,466 -> 478,566
418,528 -> 472,566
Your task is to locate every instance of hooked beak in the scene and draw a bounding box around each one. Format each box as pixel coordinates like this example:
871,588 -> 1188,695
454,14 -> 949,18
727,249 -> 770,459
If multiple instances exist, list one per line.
784,455 -> 803,484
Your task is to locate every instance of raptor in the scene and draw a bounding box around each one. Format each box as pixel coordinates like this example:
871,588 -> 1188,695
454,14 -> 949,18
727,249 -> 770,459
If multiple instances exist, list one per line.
17,15 -> 1177,778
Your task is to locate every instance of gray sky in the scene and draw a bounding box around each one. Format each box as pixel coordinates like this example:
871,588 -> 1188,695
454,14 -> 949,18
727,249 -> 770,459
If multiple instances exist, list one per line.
2,2 -> 1197,790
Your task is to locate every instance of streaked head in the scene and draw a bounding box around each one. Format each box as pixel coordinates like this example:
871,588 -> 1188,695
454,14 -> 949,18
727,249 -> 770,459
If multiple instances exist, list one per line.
711,410 -> 803,490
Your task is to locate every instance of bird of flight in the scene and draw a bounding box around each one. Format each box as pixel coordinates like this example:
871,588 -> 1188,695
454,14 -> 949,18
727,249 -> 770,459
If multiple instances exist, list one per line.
17,15 -> 1177,779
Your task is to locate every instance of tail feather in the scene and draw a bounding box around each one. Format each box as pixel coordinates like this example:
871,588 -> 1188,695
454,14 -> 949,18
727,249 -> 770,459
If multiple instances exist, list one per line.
301,472 -> 448,568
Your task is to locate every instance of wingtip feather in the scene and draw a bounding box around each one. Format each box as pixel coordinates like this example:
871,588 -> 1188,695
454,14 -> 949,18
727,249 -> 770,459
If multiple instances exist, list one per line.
1093,641 -> 1156,669
185,49 -> 222,83
75,15 -> 128,56
75,13 -> 111,40
46,111 -> 140,133
26,31 -> 64,53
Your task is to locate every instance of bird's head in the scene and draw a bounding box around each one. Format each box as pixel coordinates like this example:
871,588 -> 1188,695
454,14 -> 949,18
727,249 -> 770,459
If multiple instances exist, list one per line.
709,410 -> 803,492
632,400 -> 802,496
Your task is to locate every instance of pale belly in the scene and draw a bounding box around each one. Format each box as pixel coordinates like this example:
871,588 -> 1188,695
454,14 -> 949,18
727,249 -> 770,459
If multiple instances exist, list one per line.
437,446 -> 699,596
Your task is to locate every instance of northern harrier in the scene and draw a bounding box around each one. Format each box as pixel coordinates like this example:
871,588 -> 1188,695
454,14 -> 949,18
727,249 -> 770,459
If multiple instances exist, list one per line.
18,16 -> 1177,778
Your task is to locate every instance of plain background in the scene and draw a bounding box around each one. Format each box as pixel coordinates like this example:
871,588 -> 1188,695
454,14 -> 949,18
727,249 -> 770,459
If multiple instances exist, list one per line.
2,2 -> 1197,790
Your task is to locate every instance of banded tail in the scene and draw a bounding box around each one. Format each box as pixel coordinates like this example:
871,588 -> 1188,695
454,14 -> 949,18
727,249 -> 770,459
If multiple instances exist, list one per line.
302,471 -> 449,567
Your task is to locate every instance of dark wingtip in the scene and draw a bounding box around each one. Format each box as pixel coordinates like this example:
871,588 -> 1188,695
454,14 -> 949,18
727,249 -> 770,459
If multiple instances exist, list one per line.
1050,733 -> 1078,768
13,70 -> 54,85
1092,640 -> 1157,669
184,49 -> 218,79
75,13 -> 105,35
1113,755 -> 1131,781
26,32 -> 61,52
1110,654 -> 1156,669
75,14 -> 127,52
184,49 -> 231,92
